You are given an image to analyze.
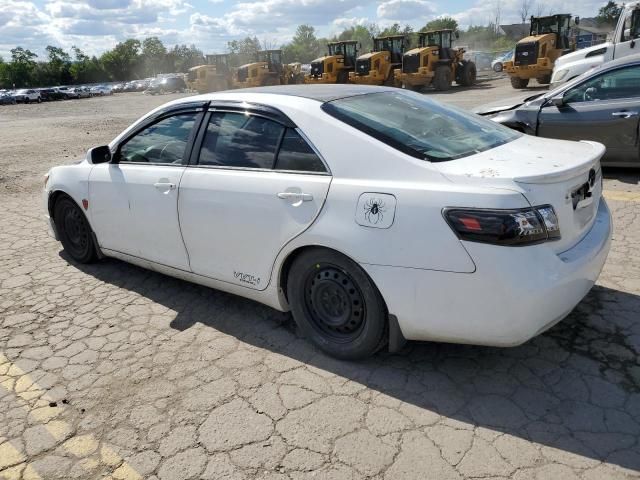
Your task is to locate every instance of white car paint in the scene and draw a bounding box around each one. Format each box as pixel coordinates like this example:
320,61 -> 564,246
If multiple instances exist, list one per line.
550,2 -> 640,87
44,86 -> 612,349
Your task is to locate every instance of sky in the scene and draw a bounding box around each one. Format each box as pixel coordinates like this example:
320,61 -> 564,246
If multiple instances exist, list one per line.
0,0 -> 610,59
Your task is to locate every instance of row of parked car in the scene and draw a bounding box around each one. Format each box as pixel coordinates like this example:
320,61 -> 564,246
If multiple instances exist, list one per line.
0,85 -> 113,105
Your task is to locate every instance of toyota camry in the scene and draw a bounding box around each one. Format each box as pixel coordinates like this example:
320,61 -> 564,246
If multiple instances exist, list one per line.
43,85 -> 612,359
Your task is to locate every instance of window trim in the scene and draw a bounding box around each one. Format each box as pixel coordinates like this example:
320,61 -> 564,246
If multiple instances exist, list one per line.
560,63 -> 640,105
191,109 -> 331,175
112,106 -> 206,166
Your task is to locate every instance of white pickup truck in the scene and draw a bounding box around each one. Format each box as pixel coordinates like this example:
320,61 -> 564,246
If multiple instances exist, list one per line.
550,2 -> 640,87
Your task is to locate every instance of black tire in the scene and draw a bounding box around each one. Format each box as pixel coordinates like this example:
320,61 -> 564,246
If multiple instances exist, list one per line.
54,196 -> 97,264
536,74 -> 552,85
287,248 -> 387,360
337,69 -> 349,84
24,98 -> 29,104
493,62 -> 503,72
458,61 -> 477,87
510,76 -> 530,89
433,65 -> 452,91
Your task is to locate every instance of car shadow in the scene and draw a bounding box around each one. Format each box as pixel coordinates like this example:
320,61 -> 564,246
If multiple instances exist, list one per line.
68,253 -> 640,472
604,167 -> 640,186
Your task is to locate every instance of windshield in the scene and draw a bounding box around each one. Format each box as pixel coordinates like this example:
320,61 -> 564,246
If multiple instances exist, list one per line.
322,91 -> 521,162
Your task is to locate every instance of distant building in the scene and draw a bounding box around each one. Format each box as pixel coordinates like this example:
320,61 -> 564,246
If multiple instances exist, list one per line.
572,18 -> 614,49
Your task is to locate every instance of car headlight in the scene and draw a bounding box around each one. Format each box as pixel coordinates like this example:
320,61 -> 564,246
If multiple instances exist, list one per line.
553,69 -> 568,81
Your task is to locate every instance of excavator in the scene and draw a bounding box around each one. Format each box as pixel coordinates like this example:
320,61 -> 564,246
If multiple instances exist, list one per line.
504,14 -> 576,88
395,29 -> 476,91
350,35 -> 407,86
186,54 -> 232,93
305,41 -> 359,84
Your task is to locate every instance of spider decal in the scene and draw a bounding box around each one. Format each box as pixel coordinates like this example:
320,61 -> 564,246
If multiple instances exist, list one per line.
364,198 -> 386,225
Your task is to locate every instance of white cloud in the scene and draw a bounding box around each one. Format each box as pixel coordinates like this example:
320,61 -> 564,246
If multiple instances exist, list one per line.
377,0 -> 437,21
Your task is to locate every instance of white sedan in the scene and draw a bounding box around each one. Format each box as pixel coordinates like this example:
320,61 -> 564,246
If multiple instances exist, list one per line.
43,85 -> 612,359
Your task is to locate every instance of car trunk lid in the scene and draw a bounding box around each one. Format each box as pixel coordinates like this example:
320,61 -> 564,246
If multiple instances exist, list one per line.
434,135 -> 605,253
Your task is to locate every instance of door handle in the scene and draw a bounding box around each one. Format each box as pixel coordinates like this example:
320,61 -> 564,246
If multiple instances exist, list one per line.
277,192 -> 313,201
154,182 -> 176,190
611,111 -> 639,118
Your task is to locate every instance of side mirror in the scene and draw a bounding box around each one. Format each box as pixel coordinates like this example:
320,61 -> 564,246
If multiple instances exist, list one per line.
574,16 -> 580,25
88,145 -> 111,164
455,31 -> 460,39
549,93 -> 565,107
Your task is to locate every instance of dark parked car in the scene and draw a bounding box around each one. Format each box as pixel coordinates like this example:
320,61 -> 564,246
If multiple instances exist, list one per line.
475,54 -> 640,167
145,77 -> 186,94
0,93 -> 16,105
40,88 -> 66,101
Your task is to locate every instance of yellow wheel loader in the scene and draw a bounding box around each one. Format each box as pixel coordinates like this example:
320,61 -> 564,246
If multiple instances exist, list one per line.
232,50 -> 284,88
282,62 -> 305,84
305,41 -> 359,84
394,29 -> 476,91
187,54 -> 232,93
504,14 -> 576,88
350,35 -> 407,86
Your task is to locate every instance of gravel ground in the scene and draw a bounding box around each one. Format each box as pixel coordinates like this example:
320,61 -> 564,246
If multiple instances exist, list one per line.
0,79 -> 639,480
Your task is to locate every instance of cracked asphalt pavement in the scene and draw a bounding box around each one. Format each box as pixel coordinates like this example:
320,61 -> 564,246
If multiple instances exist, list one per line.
1,78 -> 639,479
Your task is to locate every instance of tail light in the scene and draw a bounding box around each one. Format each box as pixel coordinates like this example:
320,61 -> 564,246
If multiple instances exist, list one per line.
444,205 -> 560,246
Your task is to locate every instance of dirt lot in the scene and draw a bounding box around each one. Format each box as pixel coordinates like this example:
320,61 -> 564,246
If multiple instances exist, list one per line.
1,79 -> 639,480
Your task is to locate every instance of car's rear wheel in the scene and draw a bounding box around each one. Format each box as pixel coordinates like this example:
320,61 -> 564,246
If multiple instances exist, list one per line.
54,196 -> 97,264
287,248 -> 387,360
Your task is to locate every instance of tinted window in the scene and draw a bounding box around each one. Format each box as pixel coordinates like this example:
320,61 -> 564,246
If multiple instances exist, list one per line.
199,112 -> 284,169
322,91 -> 520,162
275,129 -> 326,172
564,65 -> 640,104
119,113 -> 197,165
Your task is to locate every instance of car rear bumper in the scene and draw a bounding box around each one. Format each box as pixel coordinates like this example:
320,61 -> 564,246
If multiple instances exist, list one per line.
362,198 -> 612,347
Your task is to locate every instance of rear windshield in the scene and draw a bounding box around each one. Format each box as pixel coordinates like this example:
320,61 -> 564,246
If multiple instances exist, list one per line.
322,91 -> 521,162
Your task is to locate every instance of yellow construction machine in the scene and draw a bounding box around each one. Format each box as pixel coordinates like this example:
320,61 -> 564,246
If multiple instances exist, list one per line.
232,50 -> 284,88
395,29 -> 476,91
282,62 -> 305,84
504,14 -> 576,88
305,41 -> 359,84
187,54 -> 232,93
350,35 -> 407,86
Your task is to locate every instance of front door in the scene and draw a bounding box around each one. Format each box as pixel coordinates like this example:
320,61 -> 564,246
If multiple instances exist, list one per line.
538,63 -> 640,165
89,111 -> 200,270
612,7 -> 640,59
179,110 -> 331,290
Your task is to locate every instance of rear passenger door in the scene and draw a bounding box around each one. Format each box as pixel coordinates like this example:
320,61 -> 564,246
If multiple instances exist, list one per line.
178,108 -> 331,290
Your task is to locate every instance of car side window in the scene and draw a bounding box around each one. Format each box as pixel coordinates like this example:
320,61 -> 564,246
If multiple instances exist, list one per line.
198,112 -> 284,169
275,129 -> 327,173
563,66 -> 640,104
118,113 -> 197,165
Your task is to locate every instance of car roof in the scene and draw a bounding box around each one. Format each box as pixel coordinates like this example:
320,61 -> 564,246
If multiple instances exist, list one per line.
207,84 -> 397,103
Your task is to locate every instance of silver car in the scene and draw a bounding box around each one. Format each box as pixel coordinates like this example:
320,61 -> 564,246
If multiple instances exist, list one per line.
475,54 -> 640,167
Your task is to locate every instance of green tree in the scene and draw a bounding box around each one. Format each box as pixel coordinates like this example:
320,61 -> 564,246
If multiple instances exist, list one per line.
282,25 -> 322,63
100,39 -> 142,80
168,44 -> 204,72
596,1 -> 622,25
421,16 -> 459,32
334,24 -> 379,53
8,47 -> 38,87
142,36 -> 167,76
70,46 -> 106,84
227,36 -> 261,66
45,46 -> 72,85
380,23 -> 413,37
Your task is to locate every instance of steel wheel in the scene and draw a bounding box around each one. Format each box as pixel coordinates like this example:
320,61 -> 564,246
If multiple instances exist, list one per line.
287,248 -> 388,359
54,197 -> 97,263
304,265 -> 366,343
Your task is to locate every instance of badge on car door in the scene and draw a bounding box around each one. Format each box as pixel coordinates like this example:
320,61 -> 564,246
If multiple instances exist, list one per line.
355,193 -> 396,229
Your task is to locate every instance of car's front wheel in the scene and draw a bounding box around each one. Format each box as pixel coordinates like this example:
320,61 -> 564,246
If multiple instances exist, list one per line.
287,248 -> 387,360
54,196 -> 98,264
